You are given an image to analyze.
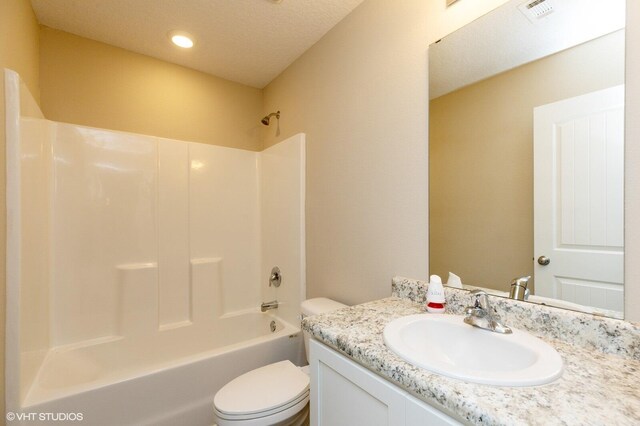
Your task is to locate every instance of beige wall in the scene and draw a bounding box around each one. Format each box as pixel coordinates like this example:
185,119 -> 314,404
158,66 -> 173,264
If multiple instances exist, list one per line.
40,28 -> 263,151
263,0 -> 429,305
626,2 -> 640,322
1,0 -> 41,413
430,31 -> 625,292
262,0 -> 511,305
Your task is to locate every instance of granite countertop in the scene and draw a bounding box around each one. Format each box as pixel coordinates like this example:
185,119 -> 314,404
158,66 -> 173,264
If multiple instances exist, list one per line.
302,278 -> 640,426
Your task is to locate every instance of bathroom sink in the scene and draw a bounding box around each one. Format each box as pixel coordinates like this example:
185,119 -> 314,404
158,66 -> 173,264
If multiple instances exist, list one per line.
383,314 -> 563,386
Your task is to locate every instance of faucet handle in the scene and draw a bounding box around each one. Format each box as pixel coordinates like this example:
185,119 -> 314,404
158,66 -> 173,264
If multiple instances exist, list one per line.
509,276 -> 531,301
511,276 -> 531,287
465,290 -> 512,334
469,289 -> 488,308
469,290 -> 500,319
269,266 -> 282,288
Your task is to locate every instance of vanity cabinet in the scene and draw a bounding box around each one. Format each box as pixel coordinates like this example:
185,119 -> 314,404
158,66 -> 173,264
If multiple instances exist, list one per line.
309,339 -> 463,426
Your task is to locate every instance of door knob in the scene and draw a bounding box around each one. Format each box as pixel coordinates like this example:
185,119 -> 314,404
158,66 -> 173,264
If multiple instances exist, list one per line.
537,256 -> 550,266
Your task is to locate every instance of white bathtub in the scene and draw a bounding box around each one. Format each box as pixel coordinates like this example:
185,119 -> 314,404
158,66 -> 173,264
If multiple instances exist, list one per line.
18,312 -> 304,426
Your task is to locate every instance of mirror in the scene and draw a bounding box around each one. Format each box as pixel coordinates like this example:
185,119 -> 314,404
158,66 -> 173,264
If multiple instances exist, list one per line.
428,0 -> 626,319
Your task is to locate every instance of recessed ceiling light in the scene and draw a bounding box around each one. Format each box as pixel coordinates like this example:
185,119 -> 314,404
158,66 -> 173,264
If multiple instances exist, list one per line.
168,31 -> 195,49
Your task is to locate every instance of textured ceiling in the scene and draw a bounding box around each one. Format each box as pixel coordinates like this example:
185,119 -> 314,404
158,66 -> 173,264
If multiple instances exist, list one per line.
31,0 -> 366,88
429,0 -> 626,99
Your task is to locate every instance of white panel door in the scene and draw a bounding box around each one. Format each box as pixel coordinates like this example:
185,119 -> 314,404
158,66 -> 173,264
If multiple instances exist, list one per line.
534,85 -> 624,313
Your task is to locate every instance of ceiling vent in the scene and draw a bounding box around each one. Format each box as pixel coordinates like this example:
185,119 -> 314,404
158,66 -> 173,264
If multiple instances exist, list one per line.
518,0 -> 556,24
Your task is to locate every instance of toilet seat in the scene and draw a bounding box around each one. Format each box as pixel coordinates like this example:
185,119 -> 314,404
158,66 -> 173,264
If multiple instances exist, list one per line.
213,360 -> 310,423
214,390 -> 309,423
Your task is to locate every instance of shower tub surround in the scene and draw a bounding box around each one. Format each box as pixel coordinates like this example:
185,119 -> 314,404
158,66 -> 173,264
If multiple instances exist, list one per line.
302,277 -> 640,426
5,70 -> 306,425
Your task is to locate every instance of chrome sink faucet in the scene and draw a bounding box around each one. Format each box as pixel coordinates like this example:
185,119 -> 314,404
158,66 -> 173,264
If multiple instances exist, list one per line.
261,300 -> 278,312
463,290 -> 512,334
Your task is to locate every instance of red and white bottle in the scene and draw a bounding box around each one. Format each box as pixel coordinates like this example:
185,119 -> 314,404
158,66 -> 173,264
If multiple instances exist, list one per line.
426,274 -> 446,313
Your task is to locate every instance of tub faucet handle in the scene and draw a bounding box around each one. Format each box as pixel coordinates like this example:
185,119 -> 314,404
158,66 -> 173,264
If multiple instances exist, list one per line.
269,266 -> 282,287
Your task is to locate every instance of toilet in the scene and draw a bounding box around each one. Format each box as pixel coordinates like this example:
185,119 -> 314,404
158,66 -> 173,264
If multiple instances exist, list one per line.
213,298 -> 346,426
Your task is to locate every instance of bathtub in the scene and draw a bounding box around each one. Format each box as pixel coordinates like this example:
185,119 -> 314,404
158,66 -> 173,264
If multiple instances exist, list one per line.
18,312 -> 304,426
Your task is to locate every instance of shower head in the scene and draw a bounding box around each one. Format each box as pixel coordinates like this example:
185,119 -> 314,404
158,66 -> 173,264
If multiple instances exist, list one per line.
261,111 -> 280,126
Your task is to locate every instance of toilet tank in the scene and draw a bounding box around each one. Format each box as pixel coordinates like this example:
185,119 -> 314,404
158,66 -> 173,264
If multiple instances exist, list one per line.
301,298 -> 347,363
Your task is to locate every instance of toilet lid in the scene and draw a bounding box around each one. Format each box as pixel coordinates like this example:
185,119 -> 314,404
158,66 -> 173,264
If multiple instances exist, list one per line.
214,360 -> 310,416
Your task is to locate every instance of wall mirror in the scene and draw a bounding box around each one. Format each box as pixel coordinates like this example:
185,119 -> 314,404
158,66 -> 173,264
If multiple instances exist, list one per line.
428,0 -> 626,319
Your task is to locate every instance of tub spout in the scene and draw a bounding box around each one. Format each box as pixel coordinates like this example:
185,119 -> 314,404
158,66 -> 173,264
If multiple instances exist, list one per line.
261,300 -> 278,312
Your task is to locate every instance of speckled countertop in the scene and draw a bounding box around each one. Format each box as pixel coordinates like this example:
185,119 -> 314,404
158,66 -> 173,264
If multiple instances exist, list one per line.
302,277 -> 640,426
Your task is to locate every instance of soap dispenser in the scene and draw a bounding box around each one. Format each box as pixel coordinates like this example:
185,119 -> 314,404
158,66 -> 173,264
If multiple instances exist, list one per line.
426,274 -> 446,313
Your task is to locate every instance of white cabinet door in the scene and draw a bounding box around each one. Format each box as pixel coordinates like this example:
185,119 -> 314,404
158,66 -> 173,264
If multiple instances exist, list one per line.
309,339 -> 462,426
406,394 -> 462,426
310,339 -> 406,426
534,85 -> 624,312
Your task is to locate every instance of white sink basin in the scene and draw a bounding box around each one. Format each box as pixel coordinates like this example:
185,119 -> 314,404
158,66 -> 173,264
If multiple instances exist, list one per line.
383,314 -> 563,387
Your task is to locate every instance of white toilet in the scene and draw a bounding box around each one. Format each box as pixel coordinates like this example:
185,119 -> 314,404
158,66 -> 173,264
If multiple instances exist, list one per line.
213,298 -> 346,426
